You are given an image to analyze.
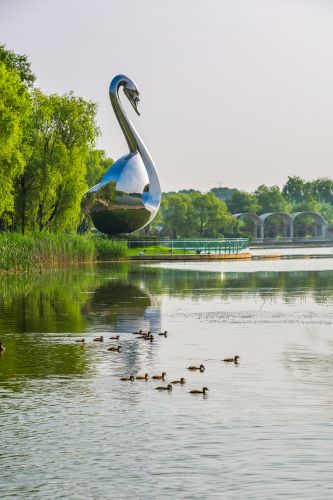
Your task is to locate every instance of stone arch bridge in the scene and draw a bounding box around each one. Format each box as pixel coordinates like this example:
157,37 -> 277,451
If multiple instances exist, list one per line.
233,211 -> 328,240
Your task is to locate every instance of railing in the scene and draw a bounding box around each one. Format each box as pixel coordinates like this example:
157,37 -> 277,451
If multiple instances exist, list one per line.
127,238 -> 250,255
252,237 -> 333,243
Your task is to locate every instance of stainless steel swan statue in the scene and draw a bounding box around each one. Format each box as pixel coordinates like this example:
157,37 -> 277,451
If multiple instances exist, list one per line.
81,74 -> 161,235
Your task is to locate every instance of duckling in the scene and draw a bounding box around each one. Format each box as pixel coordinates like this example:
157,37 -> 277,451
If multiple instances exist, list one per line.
120,375 -> 135,381
75,338 -> 85,343
109,335 -> 119,340
152,372 -> 166,380
107,346 -> 122,352
93,336 -> 104,342
158,331 -> 167,337
171,377 -> 186,384
223,356 -> 240,363
0,341 -> 5,352
187,364 -> 205,372
155,384 -> 172,391
190,387 -> 209,395
136,373 -> 149,380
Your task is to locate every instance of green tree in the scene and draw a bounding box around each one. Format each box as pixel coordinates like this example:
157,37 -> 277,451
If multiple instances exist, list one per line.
191,192 -> 236,237
310,178 -> 333,204
0,61 -> 32,227
282,176 -> 308,205
210,186 -> 237,201
227,190 -> 259,214
0,43 -> 36,86
160,193 -> 192,238
255,184 -> 291,214
14,90 -> 99,233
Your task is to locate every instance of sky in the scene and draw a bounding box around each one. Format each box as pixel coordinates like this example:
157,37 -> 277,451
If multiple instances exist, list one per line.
1,0 -> 333,192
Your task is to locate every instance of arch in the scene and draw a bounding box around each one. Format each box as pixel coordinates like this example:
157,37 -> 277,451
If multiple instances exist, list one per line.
292,211 -> 328,238
291,211 -> 328,225
260,212 -> 294,239
259,212 -> 293,225
233,213 -> 263,239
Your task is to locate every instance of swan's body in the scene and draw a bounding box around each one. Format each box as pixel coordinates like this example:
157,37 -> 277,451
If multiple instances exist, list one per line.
81,74 -> 161,235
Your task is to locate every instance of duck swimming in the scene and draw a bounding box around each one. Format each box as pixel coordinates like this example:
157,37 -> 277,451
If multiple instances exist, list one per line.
190,387 -> 209,394
0,341 -> 5,352
158,331 -> 167,337
171,378 -> 186,384
109,335 -> 120,340
136,373 -> 149,380
155,384 -> 172,391
120,375 -> 135,381
107,346 -> 122,352
152,372 -> 166,380
75,339 -> 85,343
187,364 -> 205,372
223,356 -> 240,363
94,336 -> 104,342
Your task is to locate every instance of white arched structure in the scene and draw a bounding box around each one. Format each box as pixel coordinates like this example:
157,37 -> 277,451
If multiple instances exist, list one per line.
233,211 -> 328,240
260,212 -> 294,239
292,212 -> 328,238
233,213 -> 264,239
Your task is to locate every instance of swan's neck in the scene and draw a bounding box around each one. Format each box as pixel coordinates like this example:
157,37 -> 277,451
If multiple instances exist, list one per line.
110,83 -> 161,204
110,89 -> 139,154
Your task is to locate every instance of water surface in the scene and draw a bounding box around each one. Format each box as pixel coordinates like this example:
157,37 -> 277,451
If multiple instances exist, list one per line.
1,260 -> 333,499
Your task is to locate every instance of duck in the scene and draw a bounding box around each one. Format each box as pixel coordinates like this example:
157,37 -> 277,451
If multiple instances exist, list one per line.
0,341 -> 5,352
120,375 -> 135,381
93,336 -> 104,342
223,356 -> 240,363
75,338 -> 85,343
158,331 -> 167,337
109,335 -> 120,340
136,373 -> 149,380
155,384 -> 172,391
190,387 -> 209,395
107,346 -> 122,352
171,378 -> 186,384
133,330 -> 143,335
149,335 -> 154,343
187,364 -> 205,372
152,372 -> 166,380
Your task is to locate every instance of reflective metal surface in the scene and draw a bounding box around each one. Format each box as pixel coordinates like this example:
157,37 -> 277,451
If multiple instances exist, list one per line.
81,74 -> 161,235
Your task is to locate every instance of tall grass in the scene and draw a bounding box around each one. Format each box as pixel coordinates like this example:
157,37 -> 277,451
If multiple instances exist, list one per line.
0,233 -> 128,271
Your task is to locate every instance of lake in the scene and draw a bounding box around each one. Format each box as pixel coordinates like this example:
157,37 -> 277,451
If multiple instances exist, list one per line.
1,258 -> 333,499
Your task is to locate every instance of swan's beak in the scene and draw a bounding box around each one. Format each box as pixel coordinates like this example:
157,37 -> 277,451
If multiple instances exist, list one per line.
131,97 -> 140,116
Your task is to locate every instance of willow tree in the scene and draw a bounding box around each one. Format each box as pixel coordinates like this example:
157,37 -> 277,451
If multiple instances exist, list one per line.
0,61 -> 32,228
14,90 -> 100,233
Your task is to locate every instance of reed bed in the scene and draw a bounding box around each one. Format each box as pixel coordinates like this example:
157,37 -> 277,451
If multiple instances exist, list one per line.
0,233 -> 128,271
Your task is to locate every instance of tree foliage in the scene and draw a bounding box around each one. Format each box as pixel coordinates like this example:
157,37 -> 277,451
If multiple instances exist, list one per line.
0,61 -> 32,225
14,90 -> 100,232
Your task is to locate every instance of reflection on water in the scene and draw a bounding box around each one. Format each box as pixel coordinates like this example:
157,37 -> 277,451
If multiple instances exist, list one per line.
1,261 -> 333,499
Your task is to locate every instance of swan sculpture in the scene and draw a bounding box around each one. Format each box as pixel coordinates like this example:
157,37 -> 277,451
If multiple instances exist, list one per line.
81,74 -> 161,235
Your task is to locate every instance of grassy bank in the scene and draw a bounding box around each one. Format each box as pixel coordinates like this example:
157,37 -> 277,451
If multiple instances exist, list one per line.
0,233 -> 128,271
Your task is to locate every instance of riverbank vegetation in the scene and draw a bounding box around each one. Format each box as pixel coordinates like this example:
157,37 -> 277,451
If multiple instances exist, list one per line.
0,233 -> 128,271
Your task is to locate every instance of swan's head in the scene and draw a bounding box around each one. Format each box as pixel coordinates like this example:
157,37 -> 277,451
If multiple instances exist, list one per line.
109,74 -> 141,116
123,82 -> 140,116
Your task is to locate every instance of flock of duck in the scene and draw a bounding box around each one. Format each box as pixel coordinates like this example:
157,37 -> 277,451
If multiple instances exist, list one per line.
71,330 -> 241,396
0,334 -> 240,396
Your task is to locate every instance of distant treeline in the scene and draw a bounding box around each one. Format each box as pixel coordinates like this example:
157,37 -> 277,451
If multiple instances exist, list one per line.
1,44 -> 333,240
154,178 -> 333,239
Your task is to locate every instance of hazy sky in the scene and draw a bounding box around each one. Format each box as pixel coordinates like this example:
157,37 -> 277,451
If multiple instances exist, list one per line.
1,0 -> 333,192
